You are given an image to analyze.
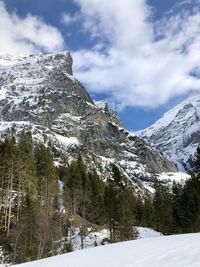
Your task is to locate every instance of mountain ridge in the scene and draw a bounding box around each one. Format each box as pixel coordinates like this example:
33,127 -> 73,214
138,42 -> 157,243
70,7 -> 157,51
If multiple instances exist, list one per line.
138,93 -> 200,171
0,51 -> 178,191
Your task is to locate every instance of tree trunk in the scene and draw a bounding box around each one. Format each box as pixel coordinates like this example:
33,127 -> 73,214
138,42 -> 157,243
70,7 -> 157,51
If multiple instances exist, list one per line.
16,178 -> 21,222
7,160 -> 14,236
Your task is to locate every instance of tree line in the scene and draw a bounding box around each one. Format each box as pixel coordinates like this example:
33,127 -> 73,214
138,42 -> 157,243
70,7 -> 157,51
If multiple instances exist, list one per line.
0,133 -> 200,264
0,133 -> 139,264
152,148 -> 200,234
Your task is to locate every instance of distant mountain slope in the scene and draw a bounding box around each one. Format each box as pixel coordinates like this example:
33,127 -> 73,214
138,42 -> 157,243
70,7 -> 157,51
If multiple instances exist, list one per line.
7,233 -> 200,267
138,94 -> 200,171
0,52 -> 176,190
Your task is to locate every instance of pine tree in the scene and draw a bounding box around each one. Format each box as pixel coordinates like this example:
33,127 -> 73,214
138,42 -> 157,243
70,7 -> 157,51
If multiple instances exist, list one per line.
153,184 -> 173,234
86,170 -> 105,224
104,164 -> 137,242
179,177 -> 200,233
171,181 -> 184,233
0,137 -> 17,235
177,146 -> 200,233
34,144 -> 58,212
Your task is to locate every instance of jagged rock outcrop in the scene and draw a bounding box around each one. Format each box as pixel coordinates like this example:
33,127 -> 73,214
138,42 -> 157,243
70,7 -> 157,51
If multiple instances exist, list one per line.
0,52 -> 177,190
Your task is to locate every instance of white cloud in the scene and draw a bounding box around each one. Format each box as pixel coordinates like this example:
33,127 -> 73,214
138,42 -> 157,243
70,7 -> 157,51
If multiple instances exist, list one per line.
0,1 -> 64,55
74,0 -> 153,49
72,0 -> 200,109
61,12 -> 79,25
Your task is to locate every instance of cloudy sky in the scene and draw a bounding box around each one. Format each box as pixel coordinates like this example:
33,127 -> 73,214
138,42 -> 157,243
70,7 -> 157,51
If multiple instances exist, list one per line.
1,0 -> 200,130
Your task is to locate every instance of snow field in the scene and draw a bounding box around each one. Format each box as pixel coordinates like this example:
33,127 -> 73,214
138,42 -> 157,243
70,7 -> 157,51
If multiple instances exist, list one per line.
10,233 -> 200,267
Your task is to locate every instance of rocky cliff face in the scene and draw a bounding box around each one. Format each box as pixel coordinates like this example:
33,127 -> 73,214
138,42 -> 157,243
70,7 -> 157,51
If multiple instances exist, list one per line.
0,52 -> 177,190
138,94 -> 200,172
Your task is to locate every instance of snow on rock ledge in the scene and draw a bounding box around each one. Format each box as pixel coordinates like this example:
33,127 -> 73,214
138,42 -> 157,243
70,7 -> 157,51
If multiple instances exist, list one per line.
156,172 -> 191,184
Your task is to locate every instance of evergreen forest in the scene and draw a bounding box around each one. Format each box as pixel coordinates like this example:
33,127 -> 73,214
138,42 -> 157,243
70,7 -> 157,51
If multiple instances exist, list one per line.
0,133 -> 200,264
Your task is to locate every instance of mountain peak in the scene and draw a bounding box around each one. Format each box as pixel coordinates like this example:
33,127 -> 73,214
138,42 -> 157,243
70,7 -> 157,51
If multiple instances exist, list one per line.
0,50 -> 73,74
138,93 -> 200,171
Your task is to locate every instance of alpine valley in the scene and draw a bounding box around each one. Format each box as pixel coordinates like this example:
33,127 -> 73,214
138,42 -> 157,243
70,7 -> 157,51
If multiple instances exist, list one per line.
0,51 -> 198,266
2,0 -> 200,264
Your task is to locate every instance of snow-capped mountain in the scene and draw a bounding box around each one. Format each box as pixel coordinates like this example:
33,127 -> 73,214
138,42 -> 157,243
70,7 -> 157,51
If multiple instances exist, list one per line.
0,51 -> 177,190
138,94 -> 200,171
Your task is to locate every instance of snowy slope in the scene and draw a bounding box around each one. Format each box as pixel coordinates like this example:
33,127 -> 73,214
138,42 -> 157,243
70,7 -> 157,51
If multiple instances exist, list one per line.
8,233 -> 200,267
137,227 -> 162,239
0,227 -> 162,264
68,227 -> 162,251
138,93 -> 200,171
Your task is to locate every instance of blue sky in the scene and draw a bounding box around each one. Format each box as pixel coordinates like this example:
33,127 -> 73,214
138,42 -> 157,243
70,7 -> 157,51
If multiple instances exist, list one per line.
1,0 -> 200,131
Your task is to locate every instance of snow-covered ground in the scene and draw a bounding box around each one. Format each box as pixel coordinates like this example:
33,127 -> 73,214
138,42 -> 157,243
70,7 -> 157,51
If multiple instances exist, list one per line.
0,227 -> 161,265
70,228 -> 110,250
7,233 -> 200,267
137,227 -> 162,239
141,172 -> 190,193
68,227 -> 161,251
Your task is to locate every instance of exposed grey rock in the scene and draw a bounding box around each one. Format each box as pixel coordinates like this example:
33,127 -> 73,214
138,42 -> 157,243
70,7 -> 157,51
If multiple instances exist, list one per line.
0,51 -> 176,190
